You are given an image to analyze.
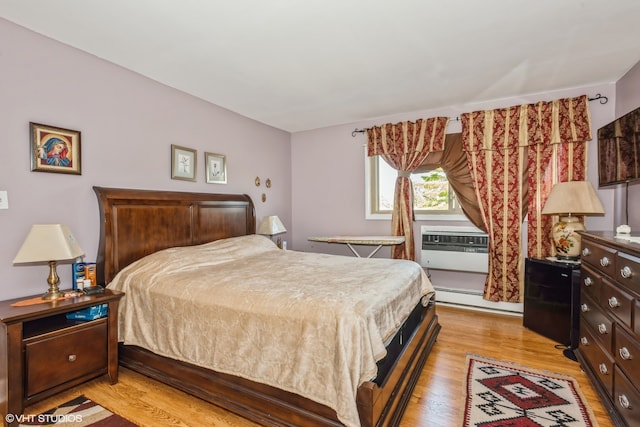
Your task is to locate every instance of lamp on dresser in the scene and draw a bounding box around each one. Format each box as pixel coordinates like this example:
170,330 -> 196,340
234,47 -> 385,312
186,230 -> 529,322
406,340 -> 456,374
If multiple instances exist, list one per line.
13,224 -> 85,299
541,181 -> 605,261
258,215 -> 287,248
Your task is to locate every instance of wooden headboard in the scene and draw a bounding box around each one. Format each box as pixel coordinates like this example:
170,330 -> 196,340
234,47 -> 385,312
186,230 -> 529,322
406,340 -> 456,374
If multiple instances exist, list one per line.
94,187 -> 256,285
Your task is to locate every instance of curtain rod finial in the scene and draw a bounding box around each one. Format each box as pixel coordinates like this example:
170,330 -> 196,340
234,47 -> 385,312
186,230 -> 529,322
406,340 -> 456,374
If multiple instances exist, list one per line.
352,128 -> 366,137
589,94 -> 608,104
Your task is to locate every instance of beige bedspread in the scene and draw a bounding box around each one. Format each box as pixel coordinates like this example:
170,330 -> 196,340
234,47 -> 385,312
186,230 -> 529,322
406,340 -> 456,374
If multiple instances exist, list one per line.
107,234 -> 434,427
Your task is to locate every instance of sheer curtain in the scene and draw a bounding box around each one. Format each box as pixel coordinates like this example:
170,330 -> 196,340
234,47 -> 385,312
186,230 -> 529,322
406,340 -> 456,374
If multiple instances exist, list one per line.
367,117 -> 449,260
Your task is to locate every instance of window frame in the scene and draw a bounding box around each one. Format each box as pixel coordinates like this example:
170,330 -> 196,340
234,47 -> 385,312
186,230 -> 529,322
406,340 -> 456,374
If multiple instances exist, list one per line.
364,150 -> 468,221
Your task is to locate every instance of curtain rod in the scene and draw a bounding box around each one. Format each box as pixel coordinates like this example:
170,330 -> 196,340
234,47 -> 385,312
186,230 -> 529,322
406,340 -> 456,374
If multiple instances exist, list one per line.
351,93 -> 609,137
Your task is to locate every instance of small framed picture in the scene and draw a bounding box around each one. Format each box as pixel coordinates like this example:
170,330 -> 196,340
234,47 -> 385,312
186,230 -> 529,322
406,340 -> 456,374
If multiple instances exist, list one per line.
30,122 -> 81,175
205,152 -> 227,184
171,144 -> 197,181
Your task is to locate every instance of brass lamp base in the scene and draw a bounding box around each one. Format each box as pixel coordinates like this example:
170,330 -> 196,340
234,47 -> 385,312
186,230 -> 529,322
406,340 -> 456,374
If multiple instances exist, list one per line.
42,289 -> 66,300
551,215 -> 584,261
42,260 -> 65,300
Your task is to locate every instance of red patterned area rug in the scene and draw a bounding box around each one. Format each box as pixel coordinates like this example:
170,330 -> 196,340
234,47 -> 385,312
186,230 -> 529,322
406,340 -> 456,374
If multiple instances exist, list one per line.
17,395 -> 136,426
462,355 -> 598,427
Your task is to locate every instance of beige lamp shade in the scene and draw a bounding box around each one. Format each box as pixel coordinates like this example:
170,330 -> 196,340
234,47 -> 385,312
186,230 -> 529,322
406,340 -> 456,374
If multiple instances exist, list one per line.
257,216 -> 287,236
541,181 -> 605,216
14,224 -> 85,299
14,224 -> 85,263
541,181 -> 605,260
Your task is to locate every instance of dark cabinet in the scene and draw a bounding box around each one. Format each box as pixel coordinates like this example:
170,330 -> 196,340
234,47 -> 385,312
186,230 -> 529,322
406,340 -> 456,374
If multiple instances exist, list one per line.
524,258 -> 581,350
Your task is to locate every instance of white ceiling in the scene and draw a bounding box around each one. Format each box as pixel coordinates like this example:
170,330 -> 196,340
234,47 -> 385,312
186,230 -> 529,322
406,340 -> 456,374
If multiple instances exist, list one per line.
2,0 -> 640,132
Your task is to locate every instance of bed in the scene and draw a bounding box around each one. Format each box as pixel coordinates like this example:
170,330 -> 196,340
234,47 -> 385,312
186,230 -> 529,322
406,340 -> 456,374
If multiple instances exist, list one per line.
94,186 -> 441,427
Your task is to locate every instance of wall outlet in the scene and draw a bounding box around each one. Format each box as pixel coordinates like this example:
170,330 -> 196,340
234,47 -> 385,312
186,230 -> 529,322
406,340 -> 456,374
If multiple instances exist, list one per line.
0,191 -> 8,209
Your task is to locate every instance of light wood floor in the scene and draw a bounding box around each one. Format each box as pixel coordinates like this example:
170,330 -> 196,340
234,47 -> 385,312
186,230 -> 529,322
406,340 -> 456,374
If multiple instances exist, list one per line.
24,304 -> 614,426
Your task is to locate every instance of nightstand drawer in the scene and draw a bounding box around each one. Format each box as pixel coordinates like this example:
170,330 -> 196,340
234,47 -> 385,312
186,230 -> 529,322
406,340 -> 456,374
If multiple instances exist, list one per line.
25,320 -> 108,397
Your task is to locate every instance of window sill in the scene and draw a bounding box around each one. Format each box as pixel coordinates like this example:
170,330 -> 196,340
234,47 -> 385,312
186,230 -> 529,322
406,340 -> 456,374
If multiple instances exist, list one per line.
366,212 -> 469,221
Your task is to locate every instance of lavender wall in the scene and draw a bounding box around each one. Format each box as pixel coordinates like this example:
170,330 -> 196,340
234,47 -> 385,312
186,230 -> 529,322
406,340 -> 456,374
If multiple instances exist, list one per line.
614,61 -> 640,231
0,19 -> 292,300
291,85 -> 617,293
2,17 -> 634,302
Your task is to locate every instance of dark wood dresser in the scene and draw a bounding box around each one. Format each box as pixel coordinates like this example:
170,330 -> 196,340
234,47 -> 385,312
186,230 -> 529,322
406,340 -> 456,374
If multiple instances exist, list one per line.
577,231 -> 640,427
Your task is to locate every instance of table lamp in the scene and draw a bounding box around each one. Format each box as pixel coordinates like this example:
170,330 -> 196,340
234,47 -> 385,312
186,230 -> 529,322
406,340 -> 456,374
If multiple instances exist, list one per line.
257,215 -> 287,248
541,181 -> 605,260
13,224 -> 85,300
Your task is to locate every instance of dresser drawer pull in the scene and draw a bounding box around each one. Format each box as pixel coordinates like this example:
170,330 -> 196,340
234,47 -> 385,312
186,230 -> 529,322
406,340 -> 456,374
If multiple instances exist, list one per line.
581,303 -> 590,313
608,296 -> 620,308
68,354 -> 77,363
619,394 -> 631,409
583,277 -> 593,287
619,347 -> 632,360
600,256 -> 610,267
620,266 -> 633,279
580,336 -> 589,346
582,247 -> 591,257
598,323 -> 608,334
599,363 -> 609,375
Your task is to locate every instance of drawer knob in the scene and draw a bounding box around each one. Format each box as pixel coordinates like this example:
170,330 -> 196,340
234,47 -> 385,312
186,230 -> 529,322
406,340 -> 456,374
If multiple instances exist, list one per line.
599,363 -> 609,375
608,297 -> 620,308
582,247 -> 591,257
598,323 -> 608,334
581,304 -> 590,313
583,277 -> 593,287
619,347 -> 632,360
68,354 -> 77,363
620,266 -> 632,279
619,394 -> 631,410
580,336 -> 589,346
600,256 -> 610,267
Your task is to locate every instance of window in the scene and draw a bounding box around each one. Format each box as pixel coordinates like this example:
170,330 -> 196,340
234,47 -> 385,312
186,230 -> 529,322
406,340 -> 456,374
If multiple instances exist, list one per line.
365,154 -> 465,220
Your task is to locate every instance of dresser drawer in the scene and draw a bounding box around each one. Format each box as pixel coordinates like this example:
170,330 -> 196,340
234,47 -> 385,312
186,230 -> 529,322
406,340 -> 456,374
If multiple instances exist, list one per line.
25,320 -> 108,397
615,326 -> 640,382
617,251 -> 640,294
600,277 -> 634,330
580,292 -> 614,352
614,366 -> 640,427
580,264 -> 602,300
636,300 -> 640,336
581,239 -> 617,276
579,322 -> 614,395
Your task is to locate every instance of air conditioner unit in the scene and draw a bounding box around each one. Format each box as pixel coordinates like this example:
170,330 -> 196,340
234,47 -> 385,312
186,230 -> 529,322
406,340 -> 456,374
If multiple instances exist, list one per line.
420,225 -> 489,273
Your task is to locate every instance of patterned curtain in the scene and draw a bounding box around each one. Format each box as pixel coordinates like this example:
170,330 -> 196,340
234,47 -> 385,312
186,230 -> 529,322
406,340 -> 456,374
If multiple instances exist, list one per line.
462,95 -> 591,303
462,106 -> 528,302
367,117 -> 449,260
526,95 -> 591,258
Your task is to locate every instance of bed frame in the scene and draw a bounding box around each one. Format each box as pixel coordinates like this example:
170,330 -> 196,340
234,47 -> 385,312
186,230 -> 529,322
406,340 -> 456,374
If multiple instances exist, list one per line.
94,186 -> 440,427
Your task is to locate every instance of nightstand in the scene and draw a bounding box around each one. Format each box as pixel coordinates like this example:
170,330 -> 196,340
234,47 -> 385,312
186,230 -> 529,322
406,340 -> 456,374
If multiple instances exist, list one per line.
0,289 -> 123,420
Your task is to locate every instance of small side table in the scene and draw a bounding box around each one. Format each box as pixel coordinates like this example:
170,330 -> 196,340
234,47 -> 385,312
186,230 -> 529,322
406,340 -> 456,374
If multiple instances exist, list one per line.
308,235 -> 405,258
0,289 -> 123,421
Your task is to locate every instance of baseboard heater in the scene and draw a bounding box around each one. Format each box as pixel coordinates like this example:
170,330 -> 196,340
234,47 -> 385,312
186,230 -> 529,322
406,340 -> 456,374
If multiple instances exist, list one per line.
420,225 -> 489,273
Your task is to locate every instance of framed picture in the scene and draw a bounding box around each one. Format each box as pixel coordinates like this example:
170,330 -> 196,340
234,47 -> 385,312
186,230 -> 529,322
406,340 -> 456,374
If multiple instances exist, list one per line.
171,144 -> 197,181
205,152 -> 227,184
30,122 -> 81,175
